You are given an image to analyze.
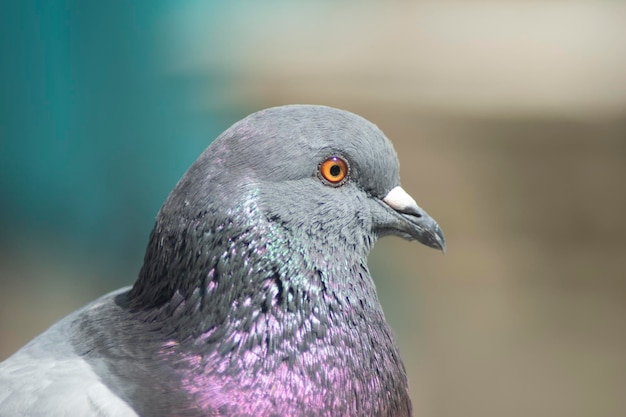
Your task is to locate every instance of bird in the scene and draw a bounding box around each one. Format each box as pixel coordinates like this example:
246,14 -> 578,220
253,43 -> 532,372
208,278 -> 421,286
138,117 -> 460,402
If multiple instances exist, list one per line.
0,104 -> 445,417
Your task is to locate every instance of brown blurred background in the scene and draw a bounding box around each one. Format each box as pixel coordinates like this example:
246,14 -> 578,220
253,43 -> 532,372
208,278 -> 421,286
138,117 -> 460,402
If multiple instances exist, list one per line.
1,1 -> 625,416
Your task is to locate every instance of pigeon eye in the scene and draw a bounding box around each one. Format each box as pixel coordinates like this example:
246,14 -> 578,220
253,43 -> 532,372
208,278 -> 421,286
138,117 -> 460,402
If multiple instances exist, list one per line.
319,156 -> 348,185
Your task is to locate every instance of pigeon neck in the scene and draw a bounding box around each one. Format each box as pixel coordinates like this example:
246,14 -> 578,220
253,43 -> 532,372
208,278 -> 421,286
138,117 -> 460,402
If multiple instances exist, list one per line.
127,205 -> 374,329
125,209 -> 411,416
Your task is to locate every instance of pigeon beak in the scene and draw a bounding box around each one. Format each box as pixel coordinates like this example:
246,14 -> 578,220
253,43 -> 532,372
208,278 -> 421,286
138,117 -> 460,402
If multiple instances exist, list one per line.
381,186 -> 446,252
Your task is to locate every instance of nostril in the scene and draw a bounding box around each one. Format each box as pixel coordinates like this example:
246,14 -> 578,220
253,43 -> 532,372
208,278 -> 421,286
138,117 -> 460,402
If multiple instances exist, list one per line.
382,186 -> 421,216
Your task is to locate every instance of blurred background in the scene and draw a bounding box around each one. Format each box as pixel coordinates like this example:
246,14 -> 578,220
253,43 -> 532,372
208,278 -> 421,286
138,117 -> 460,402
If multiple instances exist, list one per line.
1,1 -> 625,416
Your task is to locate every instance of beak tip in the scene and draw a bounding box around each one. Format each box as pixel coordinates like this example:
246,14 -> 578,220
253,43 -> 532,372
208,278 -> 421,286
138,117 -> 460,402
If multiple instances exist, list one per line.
429,225 -> 446,253
438,238 -> 446,254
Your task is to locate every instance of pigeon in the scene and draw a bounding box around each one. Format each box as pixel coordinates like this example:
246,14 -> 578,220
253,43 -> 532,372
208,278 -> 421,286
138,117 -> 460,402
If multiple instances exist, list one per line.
0,104 -> 445,417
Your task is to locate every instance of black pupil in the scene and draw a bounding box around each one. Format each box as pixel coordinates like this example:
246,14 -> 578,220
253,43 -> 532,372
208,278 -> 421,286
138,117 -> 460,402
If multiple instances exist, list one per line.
329,164 -> 341,177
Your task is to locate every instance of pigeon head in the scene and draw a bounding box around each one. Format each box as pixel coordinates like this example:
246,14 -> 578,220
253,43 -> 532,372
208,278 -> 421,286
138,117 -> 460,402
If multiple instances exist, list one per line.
120,105 -> 445,416
129,105 -> 444,312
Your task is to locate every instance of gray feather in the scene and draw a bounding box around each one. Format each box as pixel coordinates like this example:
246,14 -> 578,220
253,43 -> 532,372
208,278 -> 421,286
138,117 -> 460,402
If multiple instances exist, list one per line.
0,289 -> 138,417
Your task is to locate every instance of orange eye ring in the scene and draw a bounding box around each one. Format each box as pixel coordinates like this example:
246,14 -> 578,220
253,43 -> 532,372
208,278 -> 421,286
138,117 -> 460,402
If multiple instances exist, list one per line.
319,156 -> 349,185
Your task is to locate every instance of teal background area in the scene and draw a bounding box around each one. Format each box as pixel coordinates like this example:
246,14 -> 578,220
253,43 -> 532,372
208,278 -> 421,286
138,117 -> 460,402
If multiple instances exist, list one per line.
0,1 -> 243,274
